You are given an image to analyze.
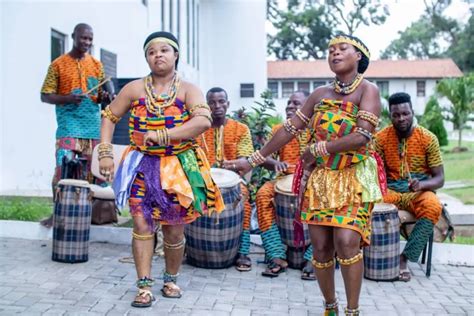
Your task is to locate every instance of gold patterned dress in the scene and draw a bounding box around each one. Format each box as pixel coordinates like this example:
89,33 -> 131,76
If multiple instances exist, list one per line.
300,99 -> 382,246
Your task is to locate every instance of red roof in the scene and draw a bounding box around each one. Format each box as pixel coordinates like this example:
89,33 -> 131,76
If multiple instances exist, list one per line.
267,59 -> 463,80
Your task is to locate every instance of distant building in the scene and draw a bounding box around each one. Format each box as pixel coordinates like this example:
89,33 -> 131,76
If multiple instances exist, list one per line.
268,59 -> 463,115
0,0 -> 267,195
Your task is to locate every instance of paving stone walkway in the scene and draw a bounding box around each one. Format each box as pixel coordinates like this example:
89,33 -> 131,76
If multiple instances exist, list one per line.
0,238 -> 473,315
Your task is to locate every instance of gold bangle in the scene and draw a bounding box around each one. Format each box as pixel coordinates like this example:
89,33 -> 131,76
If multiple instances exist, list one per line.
295,109 -> 310,125
311,258 -> 335,269
132,232 -> 154,240
101,105 -> 121,124
188,103 -> 210,114
336,251 -> 363,265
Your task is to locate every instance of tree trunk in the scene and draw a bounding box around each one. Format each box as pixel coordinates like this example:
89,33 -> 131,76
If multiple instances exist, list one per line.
458,128 -> 462,148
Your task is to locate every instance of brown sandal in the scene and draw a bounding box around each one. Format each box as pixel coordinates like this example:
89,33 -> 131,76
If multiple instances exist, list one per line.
301,261 -> 316,281
399,268 -> 411,282
235,254 -> 252,272
161,282 -> 182,298
131,289 -> 155,308
261,259 -> 287,277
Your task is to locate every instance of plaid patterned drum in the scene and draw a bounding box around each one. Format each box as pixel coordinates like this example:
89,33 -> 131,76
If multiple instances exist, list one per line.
185,168 -> 243,268
364,203 -> 400,281
52,179 -> 92,263
274,174 -> 311,269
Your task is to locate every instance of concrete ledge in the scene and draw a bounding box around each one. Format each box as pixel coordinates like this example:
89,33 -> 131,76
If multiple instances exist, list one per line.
0,220 -> 132,245
1,220 -> 473,266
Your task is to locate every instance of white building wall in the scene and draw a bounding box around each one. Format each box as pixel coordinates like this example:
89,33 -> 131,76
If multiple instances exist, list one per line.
200,0 -> 267,113
0,0 -> 203,195
1,0 -> 267,195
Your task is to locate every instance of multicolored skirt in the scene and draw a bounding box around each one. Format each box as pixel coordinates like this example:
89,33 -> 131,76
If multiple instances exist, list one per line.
300,156 -> 382,246
113,146 -> 224,230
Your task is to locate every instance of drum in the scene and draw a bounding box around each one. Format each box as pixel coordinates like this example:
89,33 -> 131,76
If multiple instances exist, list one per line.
52,179 -> 92,263
274,174 -> 311,269
185,168 -> 243,268
364,203 -> 400,281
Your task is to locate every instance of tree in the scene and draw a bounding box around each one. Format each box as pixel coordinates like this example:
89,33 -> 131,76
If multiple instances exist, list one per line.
267,0 -> 389,60
420,96 -> 449,147
436,74 -> 474,148
381,1 -> 474,72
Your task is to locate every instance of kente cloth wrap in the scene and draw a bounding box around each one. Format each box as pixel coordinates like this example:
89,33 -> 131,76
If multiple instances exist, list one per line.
41,54 -> 104,139
300,99 -> 382,246
195,119 -> 254,255
112,98 -> 224,230
374,125 -> 443,193
256,125 -> 310,259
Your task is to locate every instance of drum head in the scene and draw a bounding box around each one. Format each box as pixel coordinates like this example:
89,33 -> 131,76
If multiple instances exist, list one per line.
372,203 -> 397,214
211,168 -> 240,188
275,174 -> 295,195
90,184 -> 115,199
57,179 -> 90,188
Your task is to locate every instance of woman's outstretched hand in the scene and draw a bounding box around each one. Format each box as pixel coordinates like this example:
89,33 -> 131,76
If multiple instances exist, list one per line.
222,158 -> 252,176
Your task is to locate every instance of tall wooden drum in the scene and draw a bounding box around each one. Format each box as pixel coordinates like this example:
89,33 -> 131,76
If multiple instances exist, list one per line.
274,174 -> 311,269
364,203 -> 400,281
52,179 -> 92,263
185,168 -> 243,268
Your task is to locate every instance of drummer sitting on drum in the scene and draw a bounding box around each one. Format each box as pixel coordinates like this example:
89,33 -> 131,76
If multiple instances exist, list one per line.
196,87 -> 255,272
256,91 -> 315,279
374,92 -> 445,282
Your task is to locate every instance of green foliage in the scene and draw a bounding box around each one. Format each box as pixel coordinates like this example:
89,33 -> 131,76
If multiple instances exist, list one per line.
0,196 -> 52,221
267,0 -> 389,60
231,90 -> 278,201
381,2 -> 473,72
420,96 -> 449,146
436,73 -> 474,148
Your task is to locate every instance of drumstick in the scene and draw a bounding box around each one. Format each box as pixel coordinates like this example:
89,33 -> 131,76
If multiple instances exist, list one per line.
82,77 -> 111,96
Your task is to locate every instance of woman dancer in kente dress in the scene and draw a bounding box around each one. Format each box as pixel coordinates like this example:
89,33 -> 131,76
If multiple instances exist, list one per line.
226,34 -> 382,316
99,31 -> 224,308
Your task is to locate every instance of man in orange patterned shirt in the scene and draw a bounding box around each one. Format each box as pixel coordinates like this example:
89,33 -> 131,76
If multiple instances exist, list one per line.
196,87 -> 255,271
40,23 -> 110,227
375,92 -> 444,282
255,91 -> 315,279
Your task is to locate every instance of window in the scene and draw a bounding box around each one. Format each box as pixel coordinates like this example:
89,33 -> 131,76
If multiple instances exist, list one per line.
417,81 -> 426,97
282,82 -> 294,98
51,29 -> 66,61
376,81 -> 389,98
161,0 -> 165,31
268,82 -> 278,98
169,0 -> 173,33
186,0 -> 190,63
297,81 -> 310,93
313,81 -> 326,89
100,49 -> 117,78
240,83 -> 254,98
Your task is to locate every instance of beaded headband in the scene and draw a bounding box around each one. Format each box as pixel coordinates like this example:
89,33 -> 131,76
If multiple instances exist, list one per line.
144,37 -> 179,53
329,36 -> 370,59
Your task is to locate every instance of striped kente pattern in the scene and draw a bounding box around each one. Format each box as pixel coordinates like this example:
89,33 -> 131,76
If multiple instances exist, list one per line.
129,98 -> 194,156
312,99 -> 369,170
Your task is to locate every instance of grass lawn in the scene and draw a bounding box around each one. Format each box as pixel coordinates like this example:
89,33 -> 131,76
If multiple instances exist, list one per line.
0,196 -> 52,221
445,235 -> 474,245
439,140 -> 474,204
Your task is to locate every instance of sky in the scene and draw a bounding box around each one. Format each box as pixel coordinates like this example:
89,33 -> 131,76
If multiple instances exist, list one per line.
267,0 -> 472,60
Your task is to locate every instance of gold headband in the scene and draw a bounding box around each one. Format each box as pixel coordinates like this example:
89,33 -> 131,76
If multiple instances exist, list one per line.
144,37 -> 179,53
329,36 -> 370,59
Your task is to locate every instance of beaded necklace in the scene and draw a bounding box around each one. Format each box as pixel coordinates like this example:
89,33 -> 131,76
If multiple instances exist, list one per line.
144,72 -> 180,116
333,73 -> 363,95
